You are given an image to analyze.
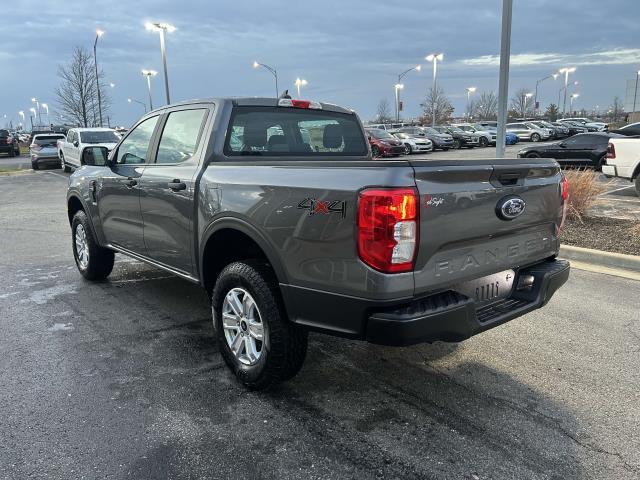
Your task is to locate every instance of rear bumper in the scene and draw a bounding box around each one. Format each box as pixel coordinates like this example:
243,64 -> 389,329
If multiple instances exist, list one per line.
366,259 -> 569,346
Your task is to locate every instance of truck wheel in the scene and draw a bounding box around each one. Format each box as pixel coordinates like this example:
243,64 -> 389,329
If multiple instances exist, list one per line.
60,153 -> 70,173
212,260 -> 308,390
531,133 -> 541,142
71,210 -> 114,281
635,176 -> 640,197
594,153 -> 606,171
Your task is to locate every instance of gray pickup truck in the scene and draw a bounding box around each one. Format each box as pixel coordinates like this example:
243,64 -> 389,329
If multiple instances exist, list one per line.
67,97 -> 570,390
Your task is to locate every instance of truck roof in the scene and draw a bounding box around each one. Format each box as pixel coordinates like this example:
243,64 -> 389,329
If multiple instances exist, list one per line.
146,97 -> 355,115
69,127 -> 116,132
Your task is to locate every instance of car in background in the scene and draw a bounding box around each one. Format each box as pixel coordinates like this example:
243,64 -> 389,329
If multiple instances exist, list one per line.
552,121 -> 586,136
603,137 -> 640,196
506,122 -> 550,142
609,121 -> 640,137
530,120 -> 569,139
558,117 -> 608,131
366,123 -> 408,131
396,126 -> 454,150
504,131 -> 519,145
434,125 -> 480,149
365,128 -> 405,157
0,130 -> 20,157
30,133 -> 66,170
558,119 -> 600,132
18,133 -> 31,143
391,132 -> 433,154
58,128 -> 121,172
452,123 -> 495,147
517,132 -> 626,170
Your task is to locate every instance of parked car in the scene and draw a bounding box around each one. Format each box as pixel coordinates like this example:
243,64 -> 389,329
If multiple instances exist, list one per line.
366,123 -> 408,131
558,119 -> 600,132
366,128 -> 405,157
602,137 -> 640,196
476,121 -> 497,129
391,132 -> 433,154
558,117 -> 608,131
30,133 -> 66,169
609,121 -> 640,137
452,123 -> 495,147
530,120 -> 569,139
18,133 -> 31,143
505,131 -> 519,145
396,126 -> 454,150
434,125 -> 480,149
506,122 -> 550,142
552,121 -> 586,136
58,128 -> 121,172
66,96 -> 570,390
517,132 -> 626,170
0,129 -> 20,157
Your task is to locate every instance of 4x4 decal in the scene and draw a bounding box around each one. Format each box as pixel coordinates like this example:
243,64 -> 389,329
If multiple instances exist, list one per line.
297,198 -> 347,218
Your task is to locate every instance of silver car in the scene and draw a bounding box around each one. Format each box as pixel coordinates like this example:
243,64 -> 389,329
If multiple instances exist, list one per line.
30,133 -> 65,170
506,122 -> 550,142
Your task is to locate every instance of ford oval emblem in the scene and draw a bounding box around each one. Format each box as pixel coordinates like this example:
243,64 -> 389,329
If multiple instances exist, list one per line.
496,195 -> 526,220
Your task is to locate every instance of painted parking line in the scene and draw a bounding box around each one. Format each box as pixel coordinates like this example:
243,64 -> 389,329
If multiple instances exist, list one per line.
601,185 -> 636,195
45,171 -> 68,180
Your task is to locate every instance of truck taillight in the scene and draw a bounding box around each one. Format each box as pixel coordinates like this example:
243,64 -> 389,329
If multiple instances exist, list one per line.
606,142 -> 615,159
278,98 -> 322,109
357,188 -> 418,273
558,173 -> 569,235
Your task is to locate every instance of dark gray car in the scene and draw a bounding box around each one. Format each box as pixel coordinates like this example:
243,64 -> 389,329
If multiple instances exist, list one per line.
396,126 -> 454,150
67,97 -> 570,390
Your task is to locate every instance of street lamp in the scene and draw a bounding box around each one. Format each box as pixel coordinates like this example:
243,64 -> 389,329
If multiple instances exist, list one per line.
534,72 -> 558,116
395,64 -> 421,122
94,29 -> 105,127
570,93 -> 579,115
41,103 -> 49,126
109,82 -> 115,88
394,83 -> 404,122
633,70 -> 640,114
425,53 -> 444,126
18,111 -> 25,128
145,22 -> 175,105
141,69 -> 157,110
128,98 -> 148,113
253,61 -> 279,98
559,67 -> 576,115
466,87 -> 477,119
29,107 -> 36,129
31,98 -> 42,125
294,78 -> 307,99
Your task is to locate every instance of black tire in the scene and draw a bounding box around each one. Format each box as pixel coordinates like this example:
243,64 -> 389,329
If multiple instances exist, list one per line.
453,139 -> 462,149
31,160 -> 39,170
479,137 -> 488,147
404,143 -> 412,155
594,154 -> 606,171
441,147 -> 449,151
526,152 -> 541,158
8,147 -> 15,157
635,176 -> 640,197
212,260 -> 308,390
60,153 -> 70,173
71,210 -> 115,281
14,146 -> 20,156
371,146 -> 380,158
531,133 -> 541,142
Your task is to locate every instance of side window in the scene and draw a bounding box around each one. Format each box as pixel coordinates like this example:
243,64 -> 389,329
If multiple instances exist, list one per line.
155,109 -> 207,164
67,131 -> 74,143
116,116 -> 159,165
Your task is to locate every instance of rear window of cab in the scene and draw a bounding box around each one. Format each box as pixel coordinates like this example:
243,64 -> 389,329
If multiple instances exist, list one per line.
224,106 -> 367,157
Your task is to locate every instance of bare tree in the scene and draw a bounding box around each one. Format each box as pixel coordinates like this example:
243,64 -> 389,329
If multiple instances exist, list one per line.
610,96 -> 623,122
375,99 -> 392,123
509,88 -> 535,119
471,91 -> 498,120
55,46 -> 110,127
420,87 -> 454,125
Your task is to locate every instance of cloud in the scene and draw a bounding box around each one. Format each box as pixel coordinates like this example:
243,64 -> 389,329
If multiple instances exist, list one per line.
461,49 -> 640,67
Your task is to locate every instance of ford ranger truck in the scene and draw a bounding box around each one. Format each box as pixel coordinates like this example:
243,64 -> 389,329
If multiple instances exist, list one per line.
66,97 -> 570,390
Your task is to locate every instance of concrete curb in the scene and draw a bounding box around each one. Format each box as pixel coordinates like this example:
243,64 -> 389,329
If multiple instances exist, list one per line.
559,245 -> 640,273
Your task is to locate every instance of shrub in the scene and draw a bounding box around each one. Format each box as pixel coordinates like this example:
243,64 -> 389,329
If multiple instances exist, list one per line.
563,169 -> 608,221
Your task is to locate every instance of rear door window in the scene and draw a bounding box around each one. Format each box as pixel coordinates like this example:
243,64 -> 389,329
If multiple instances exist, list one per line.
155,109 -> 207,164
224,106 -> 367,157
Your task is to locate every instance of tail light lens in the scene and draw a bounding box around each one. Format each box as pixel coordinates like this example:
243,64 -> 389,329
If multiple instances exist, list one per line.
6,137 -> 12,144
558,173 -> 569,235
30,143 -> 41,151
606,142 -> 615,159
357,188 -> 418,273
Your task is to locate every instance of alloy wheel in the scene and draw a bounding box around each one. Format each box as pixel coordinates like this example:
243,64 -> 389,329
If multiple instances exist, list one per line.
222,288 -> 264,366
75,224 -> 89,269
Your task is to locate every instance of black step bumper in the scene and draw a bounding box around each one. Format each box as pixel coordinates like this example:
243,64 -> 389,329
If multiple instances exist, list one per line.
366,259 -> 570,346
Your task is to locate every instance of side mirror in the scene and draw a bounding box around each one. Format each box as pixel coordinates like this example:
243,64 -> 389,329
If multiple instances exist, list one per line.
82,146 -> 109,166
367,135 -> 372,141
73,140 -> 79,147
558,142 -> 566,148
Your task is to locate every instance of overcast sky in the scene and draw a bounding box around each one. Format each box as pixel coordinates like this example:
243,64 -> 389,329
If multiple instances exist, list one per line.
1,0 -> 639,128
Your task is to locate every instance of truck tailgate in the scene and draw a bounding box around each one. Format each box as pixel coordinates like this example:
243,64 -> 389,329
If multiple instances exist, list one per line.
410,158 -> 563,295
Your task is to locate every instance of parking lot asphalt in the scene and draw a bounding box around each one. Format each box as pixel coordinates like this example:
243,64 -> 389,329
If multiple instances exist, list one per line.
1,171 -> 639,479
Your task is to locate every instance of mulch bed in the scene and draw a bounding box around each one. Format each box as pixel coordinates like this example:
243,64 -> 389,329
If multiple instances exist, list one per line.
562,216 -> 640,256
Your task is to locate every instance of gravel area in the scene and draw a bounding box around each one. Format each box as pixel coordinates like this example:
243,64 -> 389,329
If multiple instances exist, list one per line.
562,216 -> 640,255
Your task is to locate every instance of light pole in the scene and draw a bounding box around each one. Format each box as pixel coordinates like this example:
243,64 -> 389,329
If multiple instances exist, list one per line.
93,29 -> 105,127
394,83 -> 404,122
633,70 -> 640,115
466,87 -> 476,119
29,107 -> 36,129
141,69 -> 157,110
570,93 -> 579,115
395,64 -> 421,123
31,98 -> 42,125
534,72 -> 558,116
425,53 -> 444,126
496,0 -> 512,158
128,98 -> 147,113
559,67 -> 576,116
523,92 -> 533,117
18,111 -> 25,129
145,22 -> 175,105
294,78 -> 307,99
253,61 -> 279,98
558,80 -> 578,113
41,103 -> 49,126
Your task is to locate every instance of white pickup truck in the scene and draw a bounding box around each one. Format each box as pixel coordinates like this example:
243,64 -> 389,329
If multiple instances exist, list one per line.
603,137 -> 640,196
57,128 -> 120,172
